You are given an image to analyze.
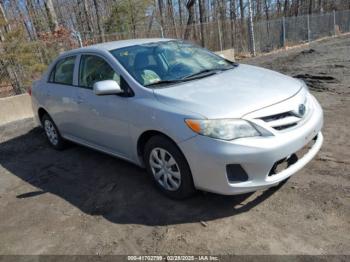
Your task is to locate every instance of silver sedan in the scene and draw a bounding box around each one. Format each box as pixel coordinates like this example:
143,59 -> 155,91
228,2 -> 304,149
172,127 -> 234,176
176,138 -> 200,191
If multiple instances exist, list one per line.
31,39 -> 323,199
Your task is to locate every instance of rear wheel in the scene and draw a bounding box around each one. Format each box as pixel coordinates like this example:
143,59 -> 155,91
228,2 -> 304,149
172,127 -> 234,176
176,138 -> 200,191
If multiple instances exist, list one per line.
144,135 -> 196,199
42,114 -> 66,150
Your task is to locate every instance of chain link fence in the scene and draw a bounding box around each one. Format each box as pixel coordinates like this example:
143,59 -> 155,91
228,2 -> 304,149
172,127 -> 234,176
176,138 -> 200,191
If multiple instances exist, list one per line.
1,10 -> 350,97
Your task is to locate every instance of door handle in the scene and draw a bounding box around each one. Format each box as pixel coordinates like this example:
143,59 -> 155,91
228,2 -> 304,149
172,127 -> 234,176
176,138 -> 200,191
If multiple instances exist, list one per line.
77,98 -> 83,104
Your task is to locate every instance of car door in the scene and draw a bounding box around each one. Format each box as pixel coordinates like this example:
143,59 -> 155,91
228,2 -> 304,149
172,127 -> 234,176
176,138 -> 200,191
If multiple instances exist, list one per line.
75,53 -> 133,158
45,55 -> 80,136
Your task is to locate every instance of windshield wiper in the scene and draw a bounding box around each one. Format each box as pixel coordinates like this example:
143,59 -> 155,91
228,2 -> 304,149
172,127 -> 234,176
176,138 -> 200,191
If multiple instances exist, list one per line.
182,65 -> 237,80
182,69 -> 219,80
144,79 -> 185,87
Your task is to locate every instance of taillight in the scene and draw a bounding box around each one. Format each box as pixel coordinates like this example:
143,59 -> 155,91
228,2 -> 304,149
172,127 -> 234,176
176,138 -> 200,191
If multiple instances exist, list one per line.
28,87 -> 32,96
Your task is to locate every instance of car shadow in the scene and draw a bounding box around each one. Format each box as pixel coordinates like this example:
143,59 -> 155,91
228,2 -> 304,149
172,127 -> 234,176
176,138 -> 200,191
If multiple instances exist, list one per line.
0,126 -> 285,226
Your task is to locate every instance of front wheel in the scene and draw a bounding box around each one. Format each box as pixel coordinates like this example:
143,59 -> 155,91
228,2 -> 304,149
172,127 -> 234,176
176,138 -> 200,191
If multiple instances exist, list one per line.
42,114 -> 66,150
144,135 -> 196,199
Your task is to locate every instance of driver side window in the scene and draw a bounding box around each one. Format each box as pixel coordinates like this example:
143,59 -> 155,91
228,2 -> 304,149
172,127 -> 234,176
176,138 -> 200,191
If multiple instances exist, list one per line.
79,55 -> 120,89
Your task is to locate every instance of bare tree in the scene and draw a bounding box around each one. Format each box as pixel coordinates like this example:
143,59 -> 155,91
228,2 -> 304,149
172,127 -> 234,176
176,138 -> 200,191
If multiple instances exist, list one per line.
0,0 -> 10,40
276,0 -> 282,16
284,0 -> 290,16
184,0 -> 195,40
167,0 -> 178,37
198,0 -> 206,46
44,0 -> 58,33
158,0 -> 165,28
256,0 -> 262,19
0,1 -> 22,94
293,0 -> 300,16
178,0 -> 183,26
82,0 -> 94,35
308,0 -> 313,14
229,0 -> 237,48
239,0 -> 245,25
93,0 -> 105,42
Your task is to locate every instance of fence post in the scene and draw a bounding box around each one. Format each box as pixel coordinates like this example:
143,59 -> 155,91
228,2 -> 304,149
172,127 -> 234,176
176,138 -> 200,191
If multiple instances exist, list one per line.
282,17 -> 286,47
247,0 -> 256,56
307,14 -> 311,43
333,10 -> 336,36
217,19 -> 223,51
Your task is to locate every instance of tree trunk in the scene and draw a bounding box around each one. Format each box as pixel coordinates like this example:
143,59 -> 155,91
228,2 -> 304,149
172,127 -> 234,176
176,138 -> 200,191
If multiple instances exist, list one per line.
284,0 -> 289,16
25,0 -> 41,35
239,0 -> 244,25
218,0 -> 226,48
0,1 -> 11,36
44,0 -> 58,33
277,0 -> 282,16
230,0 -> 237,48
178,0 -> 182,26
198,0 -> 205,46
83,0 -> 94,36
93,0 -> 105,42
167,0 -> 178,38
73,1 -> 85,34
308,0 -> 313,15
184,0 -> 195,40
158,0 -> 165,28
264,0 -> 270,44
294,0 -> 300,16
256,0 -> 262,19
0,2 -> 23,95
147,8 -> 154,36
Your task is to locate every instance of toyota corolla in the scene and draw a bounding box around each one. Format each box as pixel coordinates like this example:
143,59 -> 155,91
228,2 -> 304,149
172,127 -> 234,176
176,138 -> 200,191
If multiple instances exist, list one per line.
31,39 -> 323,199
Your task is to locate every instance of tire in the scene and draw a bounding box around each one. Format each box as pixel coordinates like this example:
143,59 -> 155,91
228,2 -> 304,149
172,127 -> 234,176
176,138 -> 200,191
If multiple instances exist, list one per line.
41,114 -> 66,150
144,135 -> 196,199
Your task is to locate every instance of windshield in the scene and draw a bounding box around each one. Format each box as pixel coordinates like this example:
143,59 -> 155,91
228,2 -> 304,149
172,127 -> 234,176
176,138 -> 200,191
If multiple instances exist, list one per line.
110,40 -> 236,87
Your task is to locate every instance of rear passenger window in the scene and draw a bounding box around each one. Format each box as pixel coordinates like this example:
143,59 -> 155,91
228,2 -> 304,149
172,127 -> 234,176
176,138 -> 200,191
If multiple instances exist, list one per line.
50,56 -> 76,85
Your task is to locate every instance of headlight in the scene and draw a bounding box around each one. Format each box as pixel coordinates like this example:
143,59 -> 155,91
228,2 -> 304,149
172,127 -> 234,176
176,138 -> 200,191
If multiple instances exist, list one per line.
185,119 -> 261,140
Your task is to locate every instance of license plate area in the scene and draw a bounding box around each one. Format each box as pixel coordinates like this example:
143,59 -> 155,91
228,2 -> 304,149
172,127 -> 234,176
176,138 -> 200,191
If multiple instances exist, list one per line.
268,135 -> 317,176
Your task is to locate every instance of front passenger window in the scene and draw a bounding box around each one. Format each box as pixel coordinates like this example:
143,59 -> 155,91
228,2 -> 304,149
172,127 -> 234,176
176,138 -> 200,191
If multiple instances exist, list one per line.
79,55 -> 121,89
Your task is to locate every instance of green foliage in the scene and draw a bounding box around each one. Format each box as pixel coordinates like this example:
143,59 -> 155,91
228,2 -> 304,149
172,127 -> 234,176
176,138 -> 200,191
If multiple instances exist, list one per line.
1,26 -> 47,88
104,0 -> 153,34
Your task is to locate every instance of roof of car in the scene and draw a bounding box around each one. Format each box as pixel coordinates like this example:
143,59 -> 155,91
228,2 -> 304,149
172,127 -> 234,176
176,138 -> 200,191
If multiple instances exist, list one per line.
62,38 -> 174,56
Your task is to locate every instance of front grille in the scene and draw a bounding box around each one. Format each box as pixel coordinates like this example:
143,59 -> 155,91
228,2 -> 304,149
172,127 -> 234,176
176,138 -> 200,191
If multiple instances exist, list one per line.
260,112 -> 295,122
273,123 -> 297,130
258,111 -> 302,131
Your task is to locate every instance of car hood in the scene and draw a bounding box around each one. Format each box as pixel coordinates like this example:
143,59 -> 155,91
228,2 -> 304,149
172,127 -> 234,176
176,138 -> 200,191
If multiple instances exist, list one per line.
153,64 -> 303,118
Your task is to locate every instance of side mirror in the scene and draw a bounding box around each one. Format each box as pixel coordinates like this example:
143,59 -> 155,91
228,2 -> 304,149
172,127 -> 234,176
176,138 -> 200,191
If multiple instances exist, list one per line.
93,80 -> 123,95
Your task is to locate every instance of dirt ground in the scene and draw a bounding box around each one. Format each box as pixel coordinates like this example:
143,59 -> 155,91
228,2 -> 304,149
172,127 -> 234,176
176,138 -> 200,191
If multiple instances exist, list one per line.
0,35 -> 349,255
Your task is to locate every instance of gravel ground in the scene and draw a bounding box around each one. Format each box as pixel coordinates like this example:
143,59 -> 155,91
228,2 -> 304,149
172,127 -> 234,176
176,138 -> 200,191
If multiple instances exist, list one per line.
0,35 -> 349,255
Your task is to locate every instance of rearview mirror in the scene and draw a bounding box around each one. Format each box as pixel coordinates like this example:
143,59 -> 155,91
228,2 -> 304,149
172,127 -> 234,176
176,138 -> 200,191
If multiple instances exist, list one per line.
93,80 -> 123,95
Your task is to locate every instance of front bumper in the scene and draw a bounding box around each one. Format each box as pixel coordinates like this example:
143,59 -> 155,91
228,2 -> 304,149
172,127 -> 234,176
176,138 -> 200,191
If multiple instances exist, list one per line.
178,96 -> 324,195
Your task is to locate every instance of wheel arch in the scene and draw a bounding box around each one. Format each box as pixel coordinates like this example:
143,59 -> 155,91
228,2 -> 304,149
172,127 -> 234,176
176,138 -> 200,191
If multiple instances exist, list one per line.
38,107 -> 49,124
136,130 -> 190,167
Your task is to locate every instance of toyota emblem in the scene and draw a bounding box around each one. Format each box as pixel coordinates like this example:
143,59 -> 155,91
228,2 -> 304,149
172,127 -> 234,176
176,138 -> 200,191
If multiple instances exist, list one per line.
298,104 -> 306,116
